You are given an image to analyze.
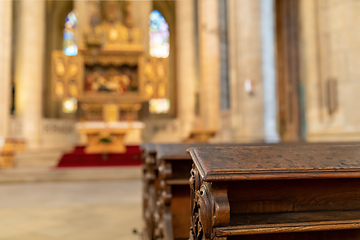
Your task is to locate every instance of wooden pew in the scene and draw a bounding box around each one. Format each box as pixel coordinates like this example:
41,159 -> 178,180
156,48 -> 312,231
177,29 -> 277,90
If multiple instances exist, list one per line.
188,145 -> 360,240
142,142 -> 360,239
154,143 -> 252,240
140,143 -> 159,240
154,143 -> 201,240
145,142 -> 273,240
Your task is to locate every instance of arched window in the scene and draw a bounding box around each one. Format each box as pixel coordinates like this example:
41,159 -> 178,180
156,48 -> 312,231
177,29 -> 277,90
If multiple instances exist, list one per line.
149,10 -> 170,114
149,98 -> 170,114
63,11 -> 78,56
149,10 -> 169,58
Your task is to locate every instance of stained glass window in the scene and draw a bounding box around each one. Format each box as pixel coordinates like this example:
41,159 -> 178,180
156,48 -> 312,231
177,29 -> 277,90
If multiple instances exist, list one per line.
149,98 -> 170,114
63,11 -> 78,56
149,10 -> 169,58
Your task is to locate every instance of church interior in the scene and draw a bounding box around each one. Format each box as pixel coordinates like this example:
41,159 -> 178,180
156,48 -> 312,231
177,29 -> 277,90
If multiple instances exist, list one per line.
1,0 -> 360,239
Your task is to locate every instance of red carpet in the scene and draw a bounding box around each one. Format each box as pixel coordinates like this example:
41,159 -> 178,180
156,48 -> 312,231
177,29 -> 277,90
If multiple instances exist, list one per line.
57,146 -> 142,167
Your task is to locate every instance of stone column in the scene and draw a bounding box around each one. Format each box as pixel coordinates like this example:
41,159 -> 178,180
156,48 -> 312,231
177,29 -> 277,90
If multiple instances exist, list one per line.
232,0 -> 264,142
0,0 -> 12,139
261,0 -> 280,143
132,1 -> 152,53
74,0 -> 89,49
176,0 -> 196,139
15,0 -> 45,148
300,0 -> 322,137
198,0 -> 220,130
227,0 -> 240,140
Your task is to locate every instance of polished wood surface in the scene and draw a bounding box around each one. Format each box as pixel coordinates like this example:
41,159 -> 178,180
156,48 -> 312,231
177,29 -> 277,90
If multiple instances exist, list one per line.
189,145 -> 360,181
188,144 -> 360,239
142,143 -> 222,240
152,143 -> 255,239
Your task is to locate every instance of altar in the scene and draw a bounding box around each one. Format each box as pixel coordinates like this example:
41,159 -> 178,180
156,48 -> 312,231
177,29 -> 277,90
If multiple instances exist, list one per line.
51,0 -> 169,158
76,121 -> 144,154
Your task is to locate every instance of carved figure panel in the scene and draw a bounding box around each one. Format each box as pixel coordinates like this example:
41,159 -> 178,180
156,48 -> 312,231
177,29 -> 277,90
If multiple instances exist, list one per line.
52,0 -> 169,108
76,52 -> 145,103
84,64 -> 138,94
142,56 -> 169,100
52,51 -> 84,100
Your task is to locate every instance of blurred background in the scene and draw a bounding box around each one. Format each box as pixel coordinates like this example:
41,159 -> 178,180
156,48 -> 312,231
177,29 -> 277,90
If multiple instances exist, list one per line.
0,0 -> 359,239
2,0 -> 360,152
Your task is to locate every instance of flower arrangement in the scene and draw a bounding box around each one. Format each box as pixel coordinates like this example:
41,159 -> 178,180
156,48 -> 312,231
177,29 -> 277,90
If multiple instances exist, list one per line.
99,131 -> 112,144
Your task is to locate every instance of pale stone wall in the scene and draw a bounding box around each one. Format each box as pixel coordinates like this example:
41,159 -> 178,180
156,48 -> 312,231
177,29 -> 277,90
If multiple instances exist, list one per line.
132,1 -> 152,53
227,0 -> 265,142
261,0 -> 279,143
198,0 -> 220,131
74,1 -> 89,50
0,0 -> 12,139
141,0 -> 195,143
14,0 -> 45,148
302,0 -> 360,141
176,0 -> 197,139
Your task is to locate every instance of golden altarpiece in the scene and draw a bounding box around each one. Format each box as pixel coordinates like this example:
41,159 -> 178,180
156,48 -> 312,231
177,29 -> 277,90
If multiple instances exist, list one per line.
51,1 -> 169,153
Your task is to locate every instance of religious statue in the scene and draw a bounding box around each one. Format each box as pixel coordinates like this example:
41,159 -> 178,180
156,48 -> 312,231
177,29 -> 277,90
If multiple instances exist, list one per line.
83,0 -> 141,49
101,1 -> 128,45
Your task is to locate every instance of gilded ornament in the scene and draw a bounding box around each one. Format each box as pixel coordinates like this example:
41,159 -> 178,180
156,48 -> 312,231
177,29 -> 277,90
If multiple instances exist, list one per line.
55,59 -> 66,76
55,79 -> 64,97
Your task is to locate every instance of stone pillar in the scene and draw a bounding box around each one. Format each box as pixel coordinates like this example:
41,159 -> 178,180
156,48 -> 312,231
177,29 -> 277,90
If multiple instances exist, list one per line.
0,0 -> 12,139
198,0 -> 220,130
15,0 -> 45,148
261,0 -> 280,143
74,0 -> 89,49
300,0 -> 322,137
231,0 -> 264,142
176,0 -> 196,139
228,0 -> 240,140
132,1 -> 152,53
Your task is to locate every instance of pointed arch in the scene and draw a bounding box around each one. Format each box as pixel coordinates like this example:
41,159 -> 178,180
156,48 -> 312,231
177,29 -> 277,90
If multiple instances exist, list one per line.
149,10 -> 169,58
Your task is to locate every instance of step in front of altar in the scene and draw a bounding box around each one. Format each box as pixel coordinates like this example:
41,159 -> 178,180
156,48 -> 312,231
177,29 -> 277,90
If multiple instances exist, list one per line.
0,166 -> 141,183
57,146 -> 142,167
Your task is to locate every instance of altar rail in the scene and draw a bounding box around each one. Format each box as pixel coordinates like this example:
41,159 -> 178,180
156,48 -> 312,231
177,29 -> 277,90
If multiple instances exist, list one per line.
41,119 -> 77,148
9,117 -> 77,149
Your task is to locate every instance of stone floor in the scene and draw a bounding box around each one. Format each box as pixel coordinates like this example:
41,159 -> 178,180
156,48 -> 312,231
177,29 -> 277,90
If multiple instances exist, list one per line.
0,180 -> 142,240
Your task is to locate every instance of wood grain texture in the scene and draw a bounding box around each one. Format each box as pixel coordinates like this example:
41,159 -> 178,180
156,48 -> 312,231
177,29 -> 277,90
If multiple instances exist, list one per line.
228,179 -> 360,214
171,186 -> 192,239
189,145 -> 360,181
216,210 -> 360,236
226,229 -> 360,240
189,144 -> 360,239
